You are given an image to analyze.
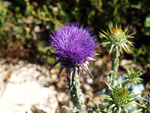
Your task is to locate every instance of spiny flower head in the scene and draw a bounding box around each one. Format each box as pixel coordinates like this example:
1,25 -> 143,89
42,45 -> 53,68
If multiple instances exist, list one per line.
49,23 -> 97,78
105,81 -> 138,112
100,25 -> 135,53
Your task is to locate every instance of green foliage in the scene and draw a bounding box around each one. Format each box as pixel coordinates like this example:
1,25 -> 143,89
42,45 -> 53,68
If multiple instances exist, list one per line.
0,0 -> 63,63
131,47 -> 150,69
0,0 -> 150,66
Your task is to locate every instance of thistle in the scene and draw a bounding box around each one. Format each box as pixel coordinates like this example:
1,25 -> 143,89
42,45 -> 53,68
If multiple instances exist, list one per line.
49,23 -> 97,113
105,81 -> 138,113
100,25 -> 134,86
49,23 -> 97,79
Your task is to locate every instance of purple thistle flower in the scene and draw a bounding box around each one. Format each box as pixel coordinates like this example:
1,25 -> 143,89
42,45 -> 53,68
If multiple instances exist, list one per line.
49,23 -> 97,78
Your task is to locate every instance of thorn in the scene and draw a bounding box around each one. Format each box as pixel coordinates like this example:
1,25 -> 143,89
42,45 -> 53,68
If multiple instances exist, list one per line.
86,57 -> 98,62
57,66 -> 65,78
84,64 -> 94,79
80,65 -> 88,74
50,52 -> 59,57
48,60 -> 60,69
95,53 -> 100,56
87,62 -> 90,70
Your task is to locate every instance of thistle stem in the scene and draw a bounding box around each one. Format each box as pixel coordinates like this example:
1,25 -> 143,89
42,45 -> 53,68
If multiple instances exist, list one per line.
108,47 -> 121,86
67,68 -> 86,113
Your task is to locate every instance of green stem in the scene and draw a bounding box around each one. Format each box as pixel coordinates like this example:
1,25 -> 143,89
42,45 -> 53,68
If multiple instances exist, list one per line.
67,68 -> 86,113
108,47 -> 121,86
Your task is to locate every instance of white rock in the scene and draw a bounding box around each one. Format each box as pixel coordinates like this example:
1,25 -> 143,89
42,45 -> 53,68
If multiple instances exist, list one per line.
57,92 -> 69,102
0,59 -> 58,113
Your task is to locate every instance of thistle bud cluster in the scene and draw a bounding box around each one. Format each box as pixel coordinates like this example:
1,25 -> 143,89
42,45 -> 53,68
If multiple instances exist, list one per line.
98,26 -> 145,113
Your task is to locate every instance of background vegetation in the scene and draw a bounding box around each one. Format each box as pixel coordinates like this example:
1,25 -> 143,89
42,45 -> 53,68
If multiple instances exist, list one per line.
0,0 -> 150,69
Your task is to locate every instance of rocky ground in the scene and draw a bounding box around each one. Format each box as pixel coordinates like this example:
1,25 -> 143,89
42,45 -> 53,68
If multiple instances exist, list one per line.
0,57 -> 149,113
0,58 -> 72,113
